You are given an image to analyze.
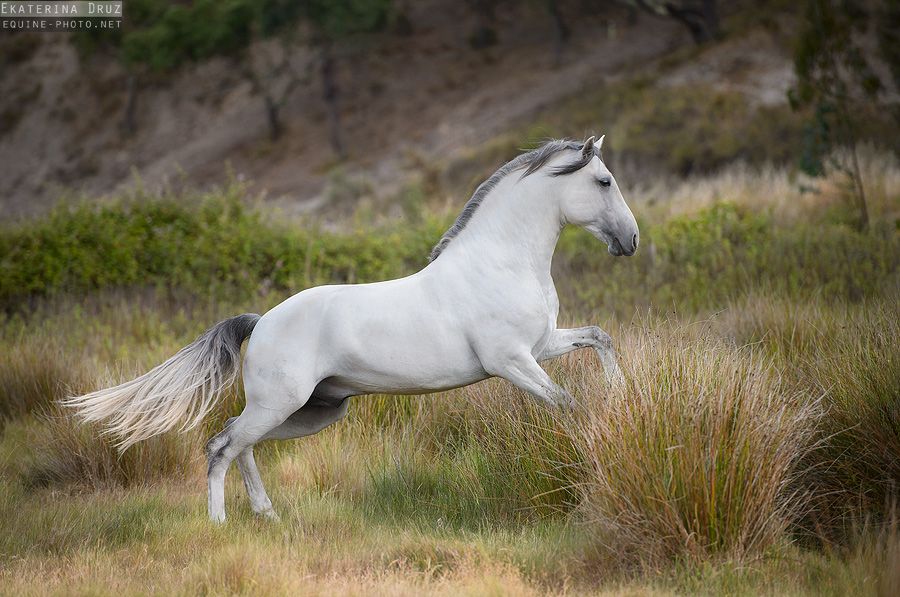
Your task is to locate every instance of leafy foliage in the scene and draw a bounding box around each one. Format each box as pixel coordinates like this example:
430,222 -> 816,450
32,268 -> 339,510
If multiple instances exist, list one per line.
303,0 -> 392,40
789,0 -> 893,229
76,0 -> 393,72
557,202 -> 899,316
0,186 -> 439,310
2,187 -> 897,317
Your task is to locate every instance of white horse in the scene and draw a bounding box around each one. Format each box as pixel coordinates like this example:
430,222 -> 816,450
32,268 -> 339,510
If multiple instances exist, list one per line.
65,135 -> 639,522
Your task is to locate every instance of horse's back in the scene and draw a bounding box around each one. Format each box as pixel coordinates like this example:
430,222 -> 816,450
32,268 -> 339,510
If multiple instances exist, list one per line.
244,273 -> 486,396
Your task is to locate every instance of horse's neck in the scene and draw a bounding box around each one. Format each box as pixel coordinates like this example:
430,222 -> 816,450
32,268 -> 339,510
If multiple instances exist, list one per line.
446,178 -> 562,279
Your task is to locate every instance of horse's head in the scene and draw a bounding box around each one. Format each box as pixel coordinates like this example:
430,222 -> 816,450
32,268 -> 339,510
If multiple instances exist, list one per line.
552,136 -> 639,257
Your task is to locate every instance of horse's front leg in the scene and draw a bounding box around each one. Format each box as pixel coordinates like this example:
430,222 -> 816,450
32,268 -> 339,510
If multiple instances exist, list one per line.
483,351 -> 575,409
538,326 -> 625,386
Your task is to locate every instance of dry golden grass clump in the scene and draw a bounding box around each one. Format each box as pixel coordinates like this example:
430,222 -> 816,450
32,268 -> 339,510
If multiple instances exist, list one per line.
715,296 -> 900,537
0,342 -> 92,422
23,406 -> 205,490
572,323 -> 820,564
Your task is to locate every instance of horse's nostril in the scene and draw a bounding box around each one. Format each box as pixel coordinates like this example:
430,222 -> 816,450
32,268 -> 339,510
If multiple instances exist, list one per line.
632,234 -> 638,251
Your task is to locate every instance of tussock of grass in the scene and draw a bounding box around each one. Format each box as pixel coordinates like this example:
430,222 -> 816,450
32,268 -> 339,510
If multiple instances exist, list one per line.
0,341 -> 92,421
574,323 -> 820,564
23,406 -> 204,490
716,296 -> 900,540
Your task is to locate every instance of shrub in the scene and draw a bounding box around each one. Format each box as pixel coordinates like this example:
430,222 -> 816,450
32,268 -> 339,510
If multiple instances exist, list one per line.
555,202 -> 898,318
0,186 -> 441,310
3,181 -> 896,318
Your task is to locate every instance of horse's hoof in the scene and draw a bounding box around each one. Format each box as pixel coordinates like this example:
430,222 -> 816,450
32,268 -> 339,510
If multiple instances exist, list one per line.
256,508 -> 280,521
554,394 -> 577,411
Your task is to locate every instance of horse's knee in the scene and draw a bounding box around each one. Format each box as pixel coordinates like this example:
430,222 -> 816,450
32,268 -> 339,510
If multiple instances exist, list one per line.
589,326 -> 613,351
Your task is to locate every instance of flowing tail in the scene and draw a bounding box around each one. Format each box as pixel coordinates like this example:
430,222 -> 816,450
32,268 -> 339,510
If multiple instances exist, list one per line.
63,313 -> 260,451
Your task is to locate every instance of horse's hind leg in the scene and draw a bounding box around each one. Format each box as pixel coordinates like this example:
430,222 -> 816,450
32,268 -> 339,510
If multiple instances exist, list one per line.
206,403 -> 294,523
262,398 -> 350,440
223,417 -> 278,519
227,398 -> 351,519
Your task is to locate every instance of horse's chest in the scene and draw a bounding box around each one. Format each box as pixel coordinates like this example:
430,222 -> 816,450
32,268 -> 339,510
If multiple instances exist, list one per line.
531,305 -> 558,353
506,281 -> 559,353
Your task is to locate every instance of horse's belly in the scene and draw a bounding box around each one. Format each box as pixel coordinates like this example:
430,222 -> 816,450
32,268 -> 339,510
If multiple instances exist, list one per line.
326,365 -> 490,396
326,336 -> 489,395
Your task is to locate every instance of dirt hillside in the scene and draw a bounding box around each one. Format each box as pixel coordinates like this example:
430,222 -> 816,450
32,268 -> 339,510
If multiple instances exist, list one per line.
0,1 -> 796,220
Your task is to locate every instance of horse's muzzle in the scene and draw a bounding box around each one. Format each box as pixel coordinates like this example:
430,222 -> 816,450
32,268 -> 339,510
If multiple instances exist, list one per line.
609,234 -> 637,257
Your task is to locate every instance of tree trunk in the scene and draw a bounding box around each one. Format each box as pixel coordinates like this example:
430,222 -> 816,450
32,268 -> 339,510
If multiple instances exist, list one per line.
848,143 -> 870,231
264,94 -> 282,141
121,72 -> 138,137
663,1 -> 718,45
837,97 -> 870,231
320,42 -> 344,158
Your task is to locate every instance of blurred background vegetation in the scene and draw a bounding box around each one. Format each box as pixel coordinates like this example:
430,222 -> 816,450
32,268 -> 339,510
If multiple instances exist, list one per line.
1,0 -> 899,594
1,0 -> 898,219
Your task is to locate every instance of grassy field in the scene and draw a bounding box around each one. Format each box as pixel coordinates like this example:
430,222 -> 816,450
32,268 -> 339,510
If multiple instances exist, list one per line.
0,149 -> 899,595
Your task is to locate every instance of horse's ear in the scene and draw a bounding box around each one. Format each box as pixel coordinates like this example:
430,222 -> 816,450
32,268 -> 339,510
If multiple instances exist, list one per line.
594,134 -> 605,160
581,136 -> 595,157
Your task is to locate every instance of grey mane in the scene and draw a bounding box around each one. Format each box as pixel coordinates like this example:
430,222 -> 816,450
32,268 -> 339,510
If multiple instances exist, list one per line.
429,138 -> 601,261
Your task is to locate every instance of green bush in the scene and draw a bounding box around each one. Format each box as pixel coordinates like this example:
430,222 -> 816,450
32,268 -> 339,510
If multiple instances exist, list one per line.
0,186 -> 441,311
3,193 -> 896,316
555,202 -> 899,317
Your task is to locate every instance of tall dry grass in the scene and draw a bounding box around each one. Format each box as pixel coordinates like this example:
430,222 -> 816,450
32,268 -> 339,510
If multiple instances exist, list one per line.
23,406 -> 205,489
0,294 -> 891,570
572,322 -> 820,564
0,341 -> 92,422
635,144 -> 900,225
718,295 -> 900,540
267,317 -> 825,565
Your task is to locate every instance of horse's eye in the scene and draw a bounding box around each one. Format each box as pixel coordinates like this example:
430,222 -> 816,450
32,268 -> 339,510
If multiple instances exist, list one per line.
597,177 -> 611,188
